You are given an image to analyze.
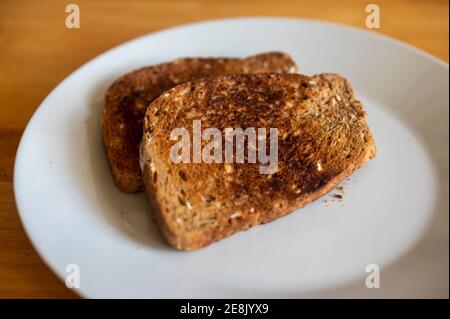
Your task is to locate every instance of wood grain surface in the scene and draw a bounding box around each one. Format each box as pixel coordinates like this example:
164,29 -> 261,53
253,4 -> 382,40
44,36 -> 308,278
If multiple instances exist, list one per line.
0,0 -> 448,298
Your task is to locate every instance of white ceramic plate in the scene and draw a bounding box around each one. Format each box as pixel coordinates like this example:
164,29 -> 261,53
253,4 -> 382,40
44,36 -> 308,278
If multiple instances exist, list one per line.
14,18 -> 449,298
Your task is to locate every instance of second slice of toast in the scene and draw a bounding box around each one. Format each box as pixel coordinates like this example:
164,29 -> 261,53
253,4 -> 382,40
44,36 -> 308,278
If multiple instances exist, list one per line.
102,52 -> 298,193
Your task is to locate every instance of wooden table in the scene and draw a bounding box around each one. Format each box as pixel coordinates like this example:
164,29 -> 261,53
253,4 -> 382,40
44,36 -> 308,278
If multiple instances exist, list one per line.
0,0 -> 448,298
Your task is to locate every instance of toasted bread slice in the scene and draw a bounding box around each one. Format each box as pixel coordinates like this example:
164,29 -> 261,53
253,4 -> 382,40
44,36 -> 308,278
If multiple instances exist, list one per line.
102,52 -> 298,193
141,73 -> 377,251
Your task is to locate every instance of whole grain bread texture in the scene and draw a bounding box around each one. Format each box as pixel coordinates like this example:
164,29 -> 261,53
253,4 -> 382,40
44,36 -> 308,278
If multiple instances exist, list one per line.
141,73 -> 377,251
102,52 -> 298,193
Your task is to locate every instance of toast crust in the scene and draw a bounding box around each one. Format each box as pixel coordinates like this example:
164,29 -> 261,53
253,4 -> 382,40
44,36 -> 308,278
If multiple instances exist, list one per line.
101,52 -> 298,193
142,73 -> 377,251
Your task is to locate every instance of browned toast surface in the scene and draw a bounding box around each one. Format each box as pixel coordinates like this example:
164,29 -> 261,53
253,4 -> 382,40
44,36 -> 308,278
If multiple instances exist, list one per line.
141,73 -> 376,250
101,52 -> 298,193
